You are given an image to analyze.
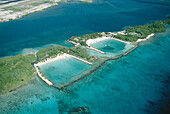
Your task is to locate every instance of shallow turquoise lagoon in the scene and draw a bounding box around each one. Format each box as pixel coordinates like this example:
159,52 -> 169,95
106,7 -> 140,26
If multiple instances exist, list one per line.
39,58 -> 92,87
90,39 -> 131,54
0,26 -> 170,114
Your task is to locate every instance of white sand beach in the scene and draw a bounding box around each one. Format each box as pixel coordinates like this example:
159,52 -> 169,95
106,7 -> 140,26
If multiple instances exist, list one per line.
34,53 -> 93,85
35,53 -> 71,66
35,53 -> 92,66
34,64 -> 53,86
85,34 -> 131,54
86,37 -> 111,46
86,36 -> 131,46
34,53 -> 71,86
136,33 -> 154,42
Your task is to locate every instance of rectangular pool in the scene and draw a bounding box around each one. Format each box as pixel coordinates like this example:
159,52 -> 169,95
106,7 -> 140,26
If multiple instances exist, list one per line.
91,39 -> 126,53
39,57 -> 92,87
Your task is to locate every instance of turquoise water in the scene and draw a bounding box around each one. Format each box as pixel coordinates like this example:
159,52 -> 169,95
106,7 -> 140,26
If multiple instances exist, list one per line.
39,58 -> 92,87
0,27 -> 170,114
91,39 -> 126,53
0,0 -> 170,113
0,0 -> 170,57
86,43 -> 134,58
90,39 -> 135,57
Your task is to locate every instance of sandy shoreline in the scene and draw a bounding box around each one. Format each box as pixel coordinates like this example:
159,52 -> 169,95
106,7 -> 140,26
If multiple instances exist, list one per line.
34,53 -> 92,86
0,0 -> 93,22
136,33 -> 154,42
0,3 -> 58,22
84,32 -> 154,54
35,53 -> 92,66
86,33 -> 154,46
86,34 -> 131,46
34,53 -> 71,86
35,53 -> 71,66
34,64 -> 53,86
85,36 -> 131,54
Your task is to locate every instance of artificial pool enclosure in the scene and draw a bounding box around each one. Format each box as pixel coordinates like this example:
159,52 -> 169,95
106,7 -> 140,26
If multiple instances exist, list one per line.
39,57 -> 92,88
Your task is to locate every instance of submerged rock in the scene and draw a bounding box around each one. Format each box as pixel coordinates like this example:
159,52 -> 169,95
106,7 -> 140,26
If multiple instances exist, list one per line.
70,107 -> 90,113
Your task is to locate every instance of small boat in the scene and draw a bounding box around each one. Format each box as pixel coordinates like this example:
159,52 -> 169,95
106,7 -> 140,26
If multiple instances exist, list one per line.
105,44 -> 107,46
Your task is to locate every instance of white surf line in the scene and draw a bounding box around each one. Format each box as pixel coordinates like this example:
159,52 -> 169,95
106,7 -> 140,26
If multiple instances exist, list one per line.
136,33 -> 154,42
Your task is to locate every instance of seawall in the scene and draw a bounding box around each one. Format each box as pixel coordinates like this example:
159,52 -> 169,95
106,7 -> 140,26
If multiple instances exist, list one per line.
59,43 -> 140,90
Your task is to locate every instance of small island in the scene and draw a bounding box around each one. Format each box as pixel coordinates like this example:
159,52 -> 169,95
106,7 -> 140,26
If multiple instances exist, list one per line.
68,20 -> 169,46
0,17 -> 169,94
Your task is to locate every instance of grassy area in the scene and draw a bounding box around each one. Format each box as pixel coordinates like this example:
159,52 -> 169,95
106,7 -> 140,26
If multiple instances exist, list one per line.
126,21 -> 166,36
0,54 -> 36,94
0,45 -> 93,94
112,34 -> 140,42
36,46 -> 89,61
69,18 -> 169,43
69,33 -> 102,46
112,20 -> 168,42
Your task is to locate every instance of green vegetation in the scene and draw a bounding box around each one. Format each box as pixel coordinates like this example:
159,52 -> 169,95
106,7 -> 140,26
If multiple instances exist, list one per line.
112,34 -> 140,42
36,46 -> 89,61
111,21 -> 168,42
163,16 -> 170,24
69,33 -> 102,46
0,54 -> 36,94
69,19 -> 169,44
126,21 -> 166,36
0,45 -> 92,94
87,56 -> 98,62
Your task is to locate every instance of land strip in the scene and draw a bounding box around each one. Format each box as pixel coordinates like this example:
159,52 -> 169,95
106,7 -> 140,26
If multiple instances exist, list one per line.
0,0 -> 93,22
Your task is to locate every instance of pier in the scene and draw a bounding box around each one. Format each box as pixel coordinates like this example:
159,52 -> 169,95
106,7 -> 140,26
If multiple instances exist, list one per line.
70,55 -> 93,65
67,40 -> 80,47
86,46 -> 105,54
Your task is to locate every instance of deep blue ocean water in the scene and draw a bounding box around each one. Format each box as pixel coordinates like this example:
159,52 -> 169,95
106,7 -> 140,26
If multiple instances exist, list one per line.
0,0 -> 170,57
0,0 -> 170,113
